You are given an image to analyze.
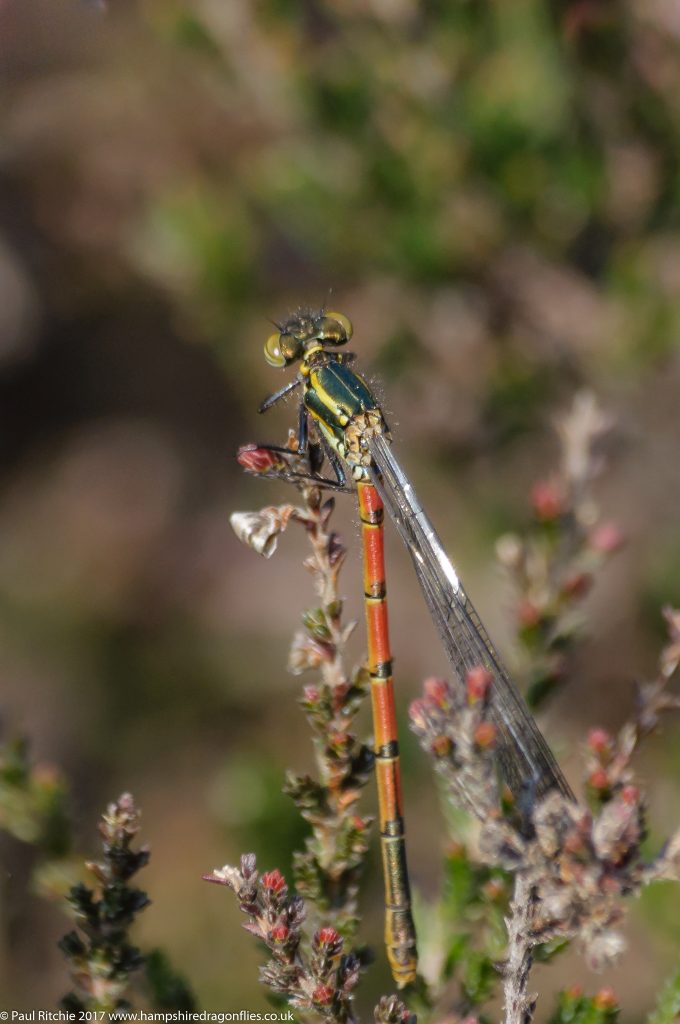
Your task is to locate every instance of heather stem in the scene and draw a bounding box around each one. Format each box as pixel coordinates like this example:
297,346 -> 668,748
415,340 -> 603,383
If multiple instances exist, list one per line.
503,873 -> 536,1024
300,502 -> 373,952
305,491 -> 349,696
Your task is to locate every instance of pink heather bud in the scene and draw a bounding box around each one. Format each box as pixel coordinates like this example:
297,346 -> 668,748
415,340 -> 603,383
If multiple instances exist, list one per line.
312,984 -> 334,1006
593,988 -> 618,1010
303,685 -> 320,704
588,728 -> 612,754
590,522 -> 625,553
621,785 -> 639,805
531,479 -> 563,521
270,924 -> 289,943
473,721 -> 497,748
565,986 -> 583,999
588,767 -> 610,791
482,879 -> 505,902
328,728 -> 349,753
431,735 -> 453,757
518,600 -> 541,628
423,676 -> 449,706
409,698 -> 428,728
261,869 -> 286,893
466,666 -> 492,703
564,830 -> 585,854
316,927 -> 341,947
237,444 -> 285,475
350,815 -> 367,831
562,572 -> 593,599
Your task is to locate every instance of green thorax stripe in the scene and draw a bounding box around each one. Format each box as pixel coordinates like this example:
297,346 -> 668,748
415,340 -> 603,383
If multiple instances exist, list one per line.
305,362 -> 378,433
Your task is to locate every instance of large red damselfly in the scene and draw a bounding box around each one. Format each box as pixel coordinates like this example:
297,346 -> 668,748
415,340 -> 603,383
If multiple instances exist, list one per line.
240,308 -> 573,987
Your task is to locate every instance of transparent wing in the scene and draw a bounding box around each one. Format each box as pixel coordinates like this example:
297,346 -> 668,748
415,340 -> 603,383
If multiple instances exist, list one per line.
367,431 -> 573,803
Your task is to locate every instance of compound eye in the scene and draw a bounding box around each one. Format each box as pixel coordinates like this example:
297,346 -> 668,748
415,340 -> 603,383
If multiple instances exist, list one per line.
318,311 -> 353,346
279,333 -> 303,362
264,332 -> 287,368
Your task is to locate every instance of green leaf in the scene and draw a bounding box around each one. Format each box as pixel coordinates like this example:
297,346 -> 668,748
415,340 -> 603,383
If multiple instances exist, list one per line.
144,949 -> 197,1011
647,966 -> 680,1024
548,989 -> 619,1024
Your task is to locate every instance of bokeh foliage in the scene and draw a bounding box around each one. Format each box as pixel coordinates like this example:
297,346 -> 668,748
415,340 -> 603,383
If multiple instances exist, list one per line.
0,0 -> 680,1012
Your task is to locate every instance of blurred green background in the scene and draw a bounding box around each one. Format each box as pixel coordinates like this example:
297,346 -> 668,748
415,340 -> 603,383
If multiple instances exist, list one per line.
1,0 -> 680,1014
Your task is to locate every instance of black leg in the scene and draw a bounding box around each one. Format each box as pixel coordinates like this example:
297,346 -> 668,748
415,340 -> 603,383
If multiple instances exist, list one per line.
258,376 -> 303,413
241,438 -> 352,493
247,443 -> 299,456
248,396 -> 353,493
297,402 -> 309,455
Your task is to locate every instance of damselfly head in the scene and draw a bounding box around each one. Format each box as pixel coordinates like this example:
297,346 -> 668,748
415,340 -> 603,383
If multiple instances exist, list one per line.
264,309 -> 353,368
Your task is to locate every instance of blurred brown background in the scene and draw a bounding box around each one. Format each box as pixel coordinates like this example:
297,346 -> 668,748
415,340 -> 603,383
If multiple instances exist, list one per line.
1,0 -> 680,1014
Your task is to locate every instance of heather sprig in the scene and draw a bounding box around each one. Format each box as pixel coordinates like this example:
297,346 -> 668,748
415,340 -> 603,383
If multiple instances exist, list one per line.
548,987 -> 620,1024
58,793 -> 196,1012
227,405 -> 680,1024
224,441 -> 417,1016
374,994 -> 416,1024
410,669 -> 502,824
232,440 -> 373,943
59,793 -> 151,1012
409,606 -> 680,1024
407,387 -> 680,1023
0,736 -> 76,897
585,606 -> 680,805
205,854 -> 360,1022
0,744 -> 194,1011
497,392 -> 623,709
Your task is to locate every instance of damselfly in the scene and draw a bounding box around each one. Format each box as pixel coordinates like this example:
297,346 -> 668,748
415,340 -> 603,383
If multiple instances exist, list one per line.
245,308 -> 573,986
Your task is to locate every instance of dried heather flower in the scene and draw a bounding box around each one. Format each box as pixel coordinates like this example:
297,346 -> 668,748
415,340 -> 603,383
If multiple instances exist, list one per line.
230,506 -> 298,558
288,630 -> 325,673
555,391 -> 613,490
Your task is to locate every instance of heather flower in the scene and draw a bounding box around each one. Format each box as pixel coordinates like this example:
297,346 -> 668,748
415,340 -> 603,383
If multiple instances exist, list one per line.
466,667 -> 493,703
589,523 -> 625,554
237,444 -> 289,476
531,479 -> 564,521
230,506 -> 298,558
